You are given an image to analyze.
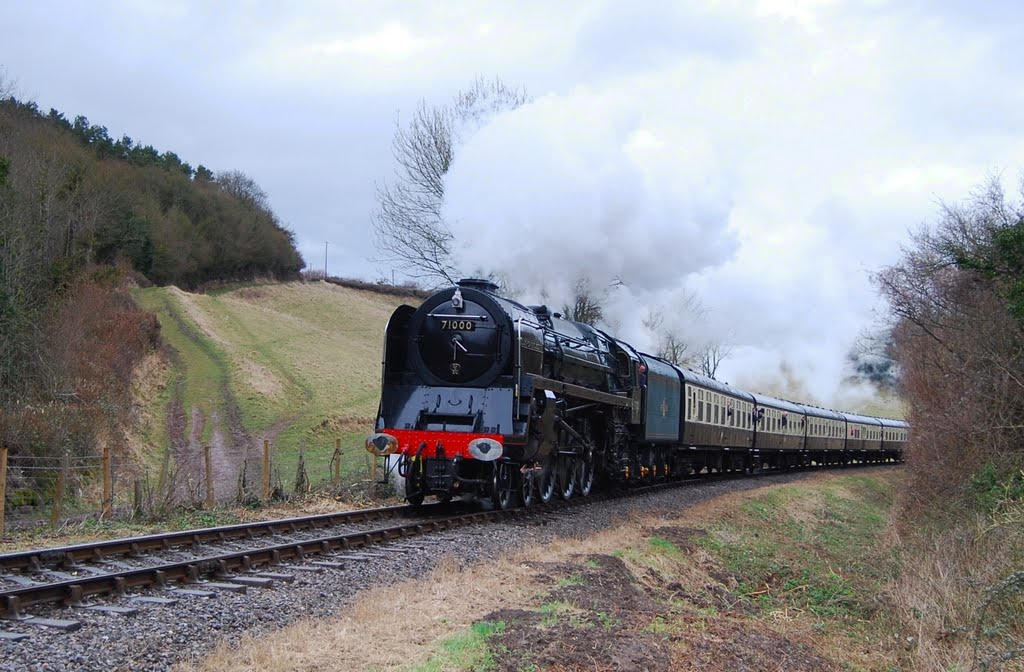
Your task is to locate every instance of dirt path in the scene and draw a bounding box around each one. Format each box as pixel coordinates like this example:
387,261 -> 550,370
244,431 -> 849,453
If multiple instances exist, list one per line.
158,295 -> 259,505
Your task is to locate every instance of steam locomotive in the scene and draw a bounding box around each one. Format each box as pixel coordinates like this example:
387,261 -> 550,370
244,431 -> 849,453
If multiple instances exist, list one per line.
367,279 -> 907,507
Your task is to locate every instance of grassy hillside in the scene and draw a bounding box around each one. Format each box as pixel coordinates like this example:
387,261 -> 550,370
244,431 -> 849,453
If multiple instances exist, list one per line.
132,281 -> 414,492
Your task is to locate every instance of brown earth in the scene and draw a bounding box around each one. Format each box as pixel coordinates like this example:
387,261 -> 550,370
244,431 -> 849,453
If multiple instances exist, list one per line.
486,548 -> 834,672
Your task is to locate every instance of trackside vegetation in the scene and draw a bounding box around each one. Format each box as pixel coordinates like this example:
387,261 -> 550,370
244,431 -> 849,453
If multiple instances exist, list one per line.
877,177 -> 1024,669
473,472 -> 908,671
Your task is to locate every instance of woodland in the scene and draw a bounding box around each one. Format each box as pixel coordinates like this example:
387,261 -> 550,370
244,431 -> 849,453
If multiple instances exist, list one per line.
0,91 -> 303,465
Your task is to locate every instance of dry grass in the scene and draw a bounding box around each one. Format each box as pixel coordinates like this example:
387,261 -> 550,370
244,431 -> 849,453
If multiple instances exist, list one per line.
126,349 -> 174,466
180,516 -> 657,672
179,553 -> 545,672
891,509 -> 1024,671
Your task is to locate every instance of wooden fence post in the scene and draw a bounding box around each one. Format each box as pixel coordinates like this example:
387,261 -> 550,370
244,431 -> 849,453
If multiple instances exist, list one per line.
262,439 -> 270,500
0,444 -> 8,537
294,441 -> 308,494
102,443 -> 112,520
133,478 -> 143,518
50,454 -> 68,526
333,438 -> 341,488
204,444 -> 215,509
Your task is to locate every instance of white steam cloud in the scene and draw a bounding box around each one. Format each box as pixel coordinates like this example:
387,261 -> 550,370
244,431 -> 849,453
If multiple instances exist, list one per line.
446,90 -> 739,288
444,89 -> 739,348
438,2 -> 1024,408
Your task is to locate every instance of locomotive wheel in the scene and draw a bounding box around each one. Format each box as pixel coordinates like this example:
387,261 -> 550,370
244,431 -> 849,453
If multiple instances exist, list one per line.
538,455 -> 557,504
521,468 -> 538,507
491,462 -> 517,510
578,454 -> 595,497
558,455 -> 577,500
494,486 -> 517,510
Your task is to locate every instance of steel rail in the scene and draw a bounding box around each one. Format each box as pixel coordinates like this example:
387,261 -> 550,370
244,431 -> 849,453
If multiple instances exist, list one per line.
0,504 -> 533,618
0,503 -> 436,573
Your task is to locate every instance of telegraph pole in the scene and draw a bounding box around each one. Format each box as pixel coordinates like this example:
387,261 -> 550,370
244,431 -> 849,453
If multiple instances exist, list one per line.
324,241 -> 328,278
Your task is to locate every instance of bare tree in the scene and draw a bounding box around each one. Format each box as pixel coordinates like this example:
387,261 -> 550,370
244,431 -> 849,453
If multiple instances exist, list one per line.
875,175 -> 1024,670
659,333 -> 690,367
696,341 -> 734,379
643,292 -> 707,367
215,170 -> 268,211
561,277 -> 611,326
0,67 -> 15,99
373,77 -> 529,286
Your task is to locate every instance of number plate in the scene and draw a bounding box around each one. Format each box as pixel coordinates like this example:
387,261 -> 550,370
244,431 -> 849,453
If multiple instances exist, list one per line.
440,319 -> 476,331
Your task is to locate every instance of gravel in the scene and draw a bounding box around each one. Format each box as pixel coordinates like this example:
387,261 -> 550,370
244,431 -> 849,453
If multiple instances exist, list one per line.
0,469 -> 843,671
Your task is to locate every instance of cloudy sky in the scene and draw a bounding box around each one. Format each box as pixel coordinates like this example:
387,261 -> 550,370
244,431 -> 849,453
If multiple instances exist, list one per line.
3,0 -> 1023,404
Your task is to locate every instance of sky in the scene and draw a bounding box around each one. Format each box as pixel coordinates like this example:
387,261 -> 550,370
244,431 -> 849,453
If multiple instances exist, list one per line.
2,0 -> 1024,405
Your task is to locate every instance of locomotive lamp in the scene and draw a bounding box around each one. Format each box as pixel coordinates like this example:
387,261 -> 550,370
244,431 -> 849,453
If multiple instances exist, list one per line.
467,438 -> 503,461
365,432 -> 398,456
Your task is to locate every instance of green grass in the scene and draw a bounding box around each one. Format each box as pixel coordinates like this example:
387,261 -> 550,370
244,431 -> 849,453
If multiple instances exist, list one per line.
131,281 -> 411,492
406,621 -> 506,672
696,473 -> 898,628
648,536 -> 681,555
556,573 -> 584,587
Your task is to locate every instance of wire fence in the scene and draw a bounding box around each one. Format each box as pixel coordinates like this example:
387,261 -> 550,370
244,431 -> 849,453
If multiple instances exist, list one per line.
0,439 -> 391,536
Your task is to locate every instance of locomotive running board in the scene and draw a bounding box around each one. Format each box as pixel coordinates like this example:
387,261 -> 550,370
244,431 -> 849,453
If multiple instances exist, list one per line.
527,374 -> 633,408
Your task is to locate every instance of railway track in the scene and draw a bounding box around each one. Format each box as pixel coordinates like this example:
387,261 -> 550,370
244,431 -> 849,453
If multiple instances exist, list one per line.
0,461 -> 897,638
0,494 -> 588,632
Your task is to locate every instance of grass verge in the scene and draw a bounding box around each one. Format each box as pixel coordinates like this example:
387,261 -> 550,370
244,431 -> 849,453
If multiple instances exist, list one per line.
183,469 -> 909,672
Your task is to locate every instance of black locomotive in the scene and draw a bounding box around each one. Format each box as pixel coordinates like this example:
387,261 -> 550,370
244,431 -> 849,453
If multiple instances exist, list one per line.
367,279 -> 906,507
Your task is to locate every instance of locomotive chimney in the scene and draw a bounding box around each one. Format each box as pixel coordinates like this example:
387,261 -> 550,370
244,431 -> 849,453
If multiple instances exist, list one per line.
456,278 -> 500,294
